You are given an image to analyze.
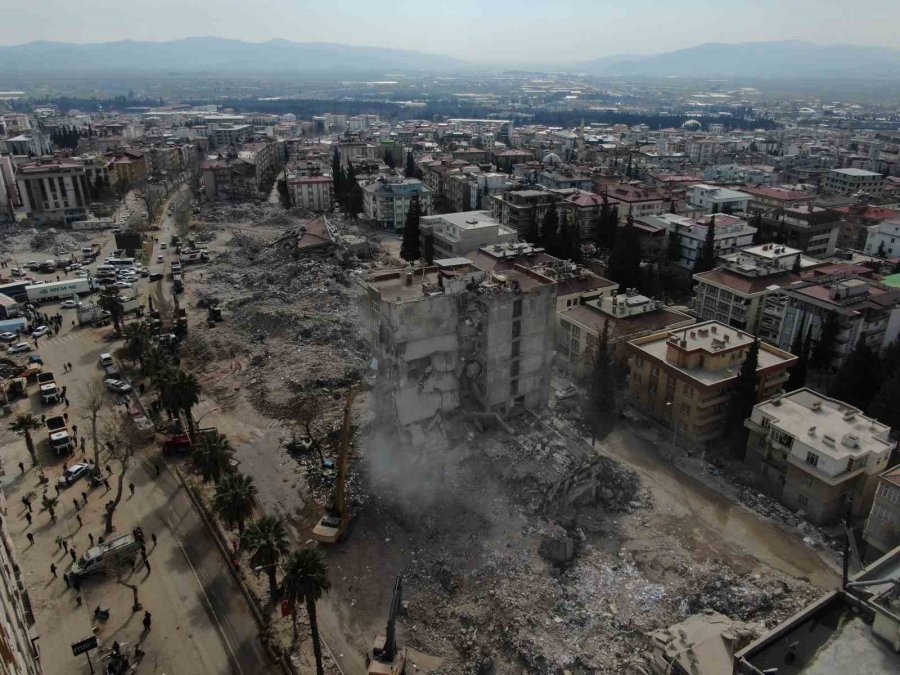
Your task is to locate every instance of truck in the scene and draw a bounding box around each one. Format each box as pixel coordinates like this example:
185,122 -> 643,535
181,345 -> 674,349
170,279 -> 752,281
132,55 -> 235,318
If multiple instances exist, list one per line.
4,377 -> 26,400
162,414 -> 216,455
173,274 -> 184,294
179,249 -> 208,264
76,304 -> 111,327
70,533 -> 138,578
25,278 -> 94,303
0,281 -> 30,302
46,415 -> 74,454
37,372 -> 60,404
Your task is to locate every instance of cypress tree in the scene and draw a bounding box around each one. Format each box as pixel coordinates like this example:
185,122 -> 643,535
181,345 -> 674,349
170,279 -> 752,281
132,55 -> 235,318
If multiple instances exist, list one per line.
331,147 -> 343,201
787,324 -> 810,391
385,149 -> 395,169
607,215 -> 642,290
792,253 -> 802,274
811,314 -> 838,371
828,342 -> 882,411
869,370 -> 900,431
526,205 -> 540,246
541,206 -> 559,249
726,338 -> 760,454
405,151 -> 416,178
565,211 -> 582,262
666,225 -> 681,264
693,215 -> 718,274
400,196 -> 422,262
586,322 -> 616,446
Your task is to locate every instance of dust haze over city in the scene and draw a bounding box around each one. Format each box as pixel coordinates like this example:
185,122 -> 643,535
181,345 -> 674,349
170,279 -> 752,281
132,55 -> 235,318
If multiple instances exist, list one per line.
4,1 -> 900,674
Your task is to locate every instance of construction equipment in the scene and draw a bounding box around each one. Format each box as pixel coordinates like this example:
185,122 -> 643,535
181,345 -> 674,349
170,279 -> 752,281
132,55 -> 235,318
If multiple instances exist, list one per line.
311,387 -> 356,543
366,576 -> 406,675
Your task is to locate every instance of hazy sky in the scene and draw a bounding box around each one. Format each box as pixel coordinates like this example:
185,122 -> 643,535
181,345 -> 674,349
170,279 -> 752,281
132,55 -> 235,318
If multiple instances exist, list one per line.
3,0 -> 899,63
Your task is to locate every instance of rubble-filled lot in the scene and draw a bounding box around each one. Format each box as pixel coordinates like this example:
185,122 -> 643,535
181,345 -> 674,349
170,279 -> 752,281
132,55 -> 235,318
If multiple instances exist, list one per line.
175,204 -> 829,675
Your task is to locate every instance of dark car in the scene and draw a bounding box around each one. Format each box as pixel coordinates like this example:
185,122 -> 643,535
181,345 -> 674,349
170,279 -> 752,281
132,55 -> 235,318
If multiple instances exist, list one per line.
149,272 -> 164,281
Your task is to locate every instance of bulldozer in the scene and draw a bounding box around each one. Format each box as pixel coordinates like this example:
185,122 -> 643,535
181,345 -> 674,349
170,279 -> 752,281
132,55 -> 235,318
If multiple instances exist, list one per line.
366,576 -> 406,675
311,387 -> 356,544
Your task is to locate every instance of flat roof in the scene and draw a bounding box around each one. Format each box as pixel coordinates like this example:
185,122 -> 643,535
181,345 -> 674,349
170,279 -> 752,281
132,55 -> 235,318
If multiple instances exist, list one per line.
422,210 -> 500,230
832,168 -> 882,177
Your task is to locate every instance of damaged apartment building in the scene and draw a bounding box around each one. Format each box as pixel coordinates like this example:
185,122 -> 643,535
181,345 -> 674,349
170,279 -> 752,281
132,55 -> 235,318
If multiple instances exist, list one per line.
356,258 -> 556,432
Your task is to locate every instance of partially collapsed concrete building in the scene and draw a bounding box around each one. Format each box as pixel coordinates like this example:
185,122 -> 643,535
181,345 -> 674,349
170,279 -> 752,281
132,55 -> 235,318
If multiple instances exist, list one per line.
357,258 -> 556,429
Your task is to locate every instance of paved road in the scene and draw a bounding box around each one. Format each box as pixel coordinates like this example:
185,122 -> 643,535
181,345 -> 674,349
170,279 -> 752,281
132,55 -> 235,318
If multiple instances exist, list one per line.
0,191 -> 271,674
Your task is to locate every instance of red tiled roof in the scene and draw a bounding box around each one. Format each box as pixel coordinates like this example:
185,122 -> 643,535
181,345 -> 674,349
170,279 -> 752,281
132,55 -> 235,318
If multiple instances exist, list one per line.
694,268 -> 799,294
743,186 -> 814,201
561,303 -> 691,340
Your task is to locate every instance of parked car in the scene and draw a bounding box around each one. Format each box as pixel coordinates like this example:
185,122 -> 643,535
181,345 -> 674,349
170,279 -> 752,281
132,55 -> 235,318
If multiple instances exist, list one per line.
149,272 -> 164,281
556,384 -> 579,401
140,269 -> 149,277
10,268 -> 25,277
28,354 -> 43,365
104,378 -> 132,394
99,353 -> 114,367
156,255 -> 164,263
114,281 -> 133,289
60,300 -> 81,309
0,332 -> 17,343
32,326 -> 50,338
76,269 -> 89,277
7,342 -> 32,354
58,462 -> 95,487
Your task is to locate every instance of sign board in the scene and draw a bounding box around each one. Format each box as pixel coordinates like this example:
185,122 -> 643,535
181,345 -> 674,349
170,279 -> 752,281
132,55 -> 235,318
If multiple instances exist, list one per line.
71,636 -> 99,656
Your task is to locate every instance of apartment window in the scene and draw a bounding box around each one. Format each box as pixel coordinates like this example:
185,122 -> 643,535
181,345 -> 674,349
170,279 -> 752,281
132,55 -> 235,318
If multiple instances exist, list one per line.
512,342 -> 520,358
805,452 -> 819,468
798,495 -> 809,506
512,321 -> 521,339
801,476 -> 813,488
509,379 -> 519,397
510,361 -> 520,378
680,403 -> 690,415
683,384 -> 694,399
650,366 -> 660,377
513,299 -> 522,318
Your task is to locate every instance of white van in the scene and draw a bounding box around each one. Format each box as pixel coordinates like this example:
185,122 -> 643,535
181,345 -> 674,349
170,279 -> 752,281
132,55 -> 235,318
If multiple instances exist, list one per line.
70,533 -> 138,578
99,353 -> 114,367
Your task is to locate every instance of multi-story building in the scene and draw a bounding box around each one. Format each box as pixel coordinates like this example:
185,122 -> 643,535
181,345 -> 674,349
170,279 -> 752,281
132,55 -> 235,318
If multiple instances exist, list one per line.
627,321 -> 796,445
288,175 -> 334,211
744,389 -> 895,525
110,149 -> 147,187
688,184 -> 751,214
356,259 -> 556,427
16,158 -> 91,224
743,186 -> 815,215
825,168 -> 885,197
692,247 -> 804,333
490,189 -> 562,240
211,124 -> 253,148
418,210 -> 516,259
446,170 -> 511,213
769,277 -> 900,369
775,205 -> 842,258
559,191 -> 604,241
604,184 -> 670,221
0,494 -> 42,674
3,132 -> 51,156
558,290 -> 694,374
641,213 -> 757,270
864,218 -> 900,258
830,205 -> 900,250
361,177 -> 433,231
863,466 -> 900,559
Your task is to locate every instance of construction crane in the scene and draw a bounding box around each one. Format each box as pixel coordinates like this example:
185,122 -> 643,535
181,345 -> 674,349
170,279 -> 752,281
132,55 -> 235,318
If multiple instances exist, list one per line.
366,576 -> 406,675
311,387 -> 356,543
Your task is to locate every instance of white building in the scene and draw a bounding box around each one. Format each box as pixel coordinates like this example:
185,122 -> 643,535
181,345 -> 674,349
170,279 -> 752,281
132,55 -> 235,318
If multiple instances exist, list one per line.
362,177 -> 433,231
211,124 -> 254,148
641,213 -> 757,269
288,175 -> 334,211
825,168 -> 885,196
418,210 -> 517,259
688,184 -> 751,214
864,219 -> 900,257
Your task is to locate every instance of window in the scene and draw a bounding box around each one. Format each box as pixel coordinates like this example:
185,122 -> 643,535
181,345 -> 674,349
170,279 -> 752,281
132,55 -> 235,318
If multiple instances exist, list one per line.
512,321 -> 521,339
650,366 -> 660,377
512,342 -> 520,358
805,452 -> 819,468
513,299 -> 522,318
801,476 -> 813,488
798,495 -> 809,506
683,384 -> 694,399
510,361 -> 520,378
680,403 -> 690,415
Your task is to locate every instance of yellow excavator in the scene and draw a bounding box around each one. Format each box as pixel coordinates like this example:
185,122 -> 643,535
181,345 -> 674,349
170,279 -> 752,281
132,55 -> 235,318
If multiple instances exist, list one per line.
366,576 -> 406,675
311,387 -> 356,543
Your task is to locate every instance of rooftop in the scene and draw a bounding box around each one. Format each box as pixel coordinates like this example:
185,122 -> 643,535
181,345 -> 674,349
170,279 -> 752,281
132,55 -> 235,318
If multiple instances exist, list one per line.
756,389 -> 892,461
562,295 -> 693,340
832,168 -> 883,177
694,267 -> 799,294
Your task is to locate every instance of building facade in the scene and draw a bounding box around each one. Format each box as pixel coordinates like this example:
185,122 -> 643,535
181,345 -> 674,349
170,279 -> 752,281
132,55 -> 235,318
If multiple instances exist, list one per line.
289,175 -> 334,211
825,168 -> 885,196
864,218 -> 900,258
362,178 -> 433,231
418,211 -> 516,259
744,389 -> 895,525
16,159 -> 91,224
863,467 -> 900,559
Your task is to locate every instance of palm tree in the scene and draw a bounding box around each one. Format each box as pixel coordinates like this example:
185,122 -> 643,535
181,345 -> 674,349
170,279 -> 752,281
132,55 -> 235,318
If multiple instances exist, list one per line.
97,286 -> 125,334
281,549 -> 330,674
192,432 -> 234,483
242,516 -> 289,600
122,321 -> 151,367
161,370 -> 201,437
9,414 -> 43,466
213,472 -> 257,533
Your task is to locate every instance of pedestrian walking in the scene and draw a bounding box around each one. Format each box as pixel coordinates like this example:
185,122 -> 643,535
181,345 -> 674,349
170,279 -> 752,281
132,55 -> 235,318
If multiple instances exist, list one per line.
76,514 -> 82,527
40,414 -> 45,424
63,412 -> 69,423
61,386 -> 67,397
64,397 -> 69,408
55,536 -> 62,550
80,437 -> 86,452
69,549 -> 76,563
151,533 -> 157,547
73,498 -> 79,511
61,539 -> 67,554
18,461 -> 24,474
88,533 -> 94,546
22,496 -> 31,513
72,424 -> 77,436
142,611 -> 152,632
67,362 -> 72,371
144,559 -> 151,574
26,533 -> 34,546
129,483 -> 135,496
103,478 -> 110,490
63,573 -> 70,588
105,464 -> 111,474
25,512 -> 31,525
50,563 -> 57,578
54,485 -> 60,496
81,491 -> 88,505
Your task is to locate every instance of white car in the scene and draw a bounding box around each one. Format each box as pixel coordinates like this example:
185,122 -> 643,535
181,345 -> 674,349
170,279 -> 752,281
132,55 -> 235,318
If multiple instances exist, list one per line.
0,331 -> 17,343
104,378 -> 132,394
60,300 -> 81,309
10,268 -> 25,277
7,342 -> 32,354
76,270 -> 89,277
32,326 -> 50,338
156,255 -> 164,263
114,281 -> 133,289
58,463 -> 95,487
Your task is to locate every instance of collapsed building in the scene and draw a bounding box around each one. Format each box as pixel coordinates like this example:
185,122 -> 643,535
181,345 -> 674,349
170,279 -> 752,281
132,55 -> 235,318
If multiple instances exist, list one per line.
356,259 -> 556,431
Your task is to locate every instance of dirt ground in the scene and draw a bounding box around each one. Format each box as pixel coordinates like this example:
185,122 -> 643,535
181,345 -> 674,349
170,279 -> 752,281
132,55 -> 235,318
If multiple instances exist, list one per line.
146,200 -> 842,674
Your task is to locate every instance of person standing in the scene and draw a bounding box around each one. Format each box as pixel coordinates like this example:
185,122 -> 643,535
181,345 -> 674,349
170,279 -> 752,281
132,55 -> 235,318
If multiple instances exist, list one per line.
18,461 -> 24,474
26,533 -> 34,546
129,483 -> 135,496
142,611 -> 152,632
50,563 -> 57,578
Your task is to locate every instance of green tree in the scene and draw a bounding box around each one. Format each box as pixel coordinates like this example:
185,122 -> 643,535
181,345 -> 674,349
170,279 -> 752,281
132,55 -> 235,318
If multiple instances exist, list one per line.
564,211 -> 582,262
9,414 -> 43,466
786,324 -> 810,391
342,161 -> 358,213
331,147 -> 342,201
193,432 -> 235,483
281,548 -> 331,674
213,472 -> 257,533
607,215 -> 642,290
399,196 -> 422,262
792,253 -> 802,274
869,370 -> 900,431
541,205 -> 559,249
828,341 -> 881,411
384,149 -> 395,169
160,370 -> 201,437
693,215 -> 718,274
404,151 -> 416,178
97,286 -> 125,334
811,314 -> 839,371
726,338 -> 760,454
122,321 -> 151,368
666,225 -> 681,264
526,205 -> 540,245
243,516 -> 290,600
586,323 -> 617,446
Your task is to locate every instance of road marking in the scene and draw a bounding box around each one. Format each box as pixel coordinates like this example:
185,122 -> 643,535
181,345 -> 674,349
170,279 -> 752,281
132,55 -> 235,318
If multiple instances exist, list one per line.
159,511 -> 245,675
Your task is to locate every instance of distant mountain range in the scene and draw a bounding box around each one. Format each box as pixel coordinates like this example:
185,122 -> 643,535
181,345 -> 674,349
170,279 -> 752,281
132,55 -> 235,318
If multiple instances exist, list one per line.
2,38 -> 900,80
575,40 -> 900,79
0,37 -> 464,75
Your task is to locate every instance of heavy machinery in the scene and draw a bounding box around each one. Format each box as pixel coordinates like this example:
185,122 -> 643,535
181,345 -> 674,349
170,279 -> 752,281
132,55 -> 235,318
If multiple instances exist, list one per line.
311,387 -> 356,543
366,577 -> 406,675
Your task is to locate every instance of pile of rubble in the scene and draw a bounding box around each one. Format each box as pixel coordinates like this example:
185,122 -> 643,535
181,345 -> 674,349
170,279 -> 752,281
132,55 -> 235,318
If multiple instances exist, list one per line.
738,487 -> 841,552
30,228 -> 81,254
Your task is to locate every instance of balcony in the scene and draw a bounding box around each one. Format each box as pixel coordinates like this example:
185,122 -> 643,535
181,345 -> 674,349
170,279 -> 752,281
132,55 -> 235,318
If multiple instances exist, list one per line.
696,393 -> 729,409
786,454 -> 867,487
